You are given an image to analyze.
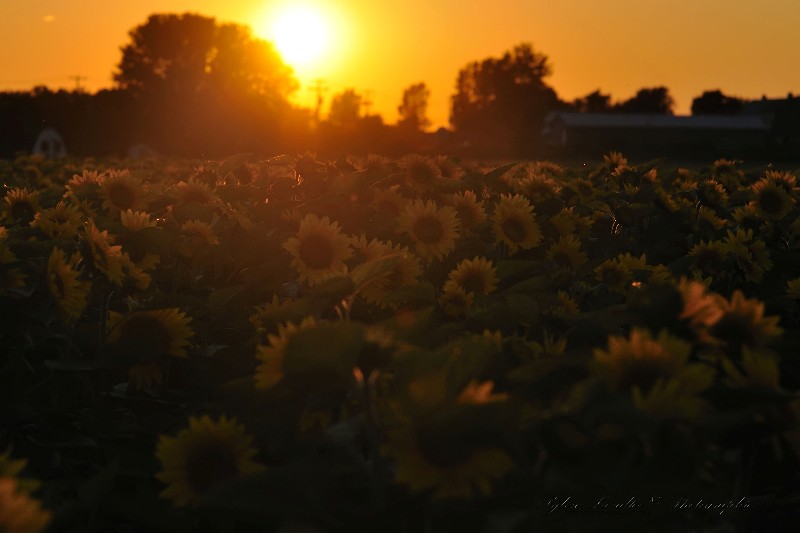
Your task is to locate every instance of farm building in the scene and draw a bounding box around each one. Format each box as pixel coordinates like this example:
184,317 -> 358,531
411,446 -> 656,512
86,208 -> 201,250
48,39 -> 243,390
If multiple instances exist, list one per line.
541,112 -> 772,155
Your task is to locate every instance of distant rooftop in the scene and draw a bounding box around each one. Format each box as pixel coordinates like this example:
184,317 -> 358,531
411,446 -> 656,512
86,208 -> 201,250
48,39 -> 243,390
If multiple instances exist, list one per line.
546,112 -> 772,131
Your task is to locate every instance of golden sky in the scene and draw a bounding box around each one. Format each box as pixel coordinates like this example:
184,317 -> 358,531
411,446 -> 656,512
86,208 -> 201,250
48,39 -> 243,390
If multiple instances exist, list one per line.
2,0 -> 800,129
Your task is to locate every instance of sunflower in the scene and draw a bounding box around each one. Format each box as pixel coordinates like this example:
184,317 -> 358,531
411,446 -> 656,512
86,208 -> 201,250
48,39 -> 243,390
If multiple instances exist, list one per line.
156,415 -> 265,507
749,177 -> 795,220
696,206 -> 727,232
32,202 -> 83,239
722,346 -> 780,389
350,234 -> 391,262
284,214 -> 353,285
457,380 -> 509,405
439,285 -> 474,318
398,154 -> 442,192
254,317 -> 317,389
443,256 -> 497,297
0,477 -> 51,533
434,155 -> 465,181
689,240 -> 727,277
82,220 -> 125,286
723,228 -> 772,284
120,209 -> 157,230
100,169 -> 148,213
594,328 -> 714,418
397,200 -> 460,261
514,173 -> 562,204
384,415 -> 514,500
107,308 -> 193,358
180,219 -> 219,250
173,178 -> 218,205
372,187 -> 407,218
546,290 -> 580,316
545,235 -> 587,271
2,188 -> 40,225
47,248 -> 90,322
492,194 -> 542,254
548,207 -> 593,238
698,179 -> 729,209
450,190 -> 486,230
594,257 -> 630,293
705,290 -> 782,352
121,252 -> 159,290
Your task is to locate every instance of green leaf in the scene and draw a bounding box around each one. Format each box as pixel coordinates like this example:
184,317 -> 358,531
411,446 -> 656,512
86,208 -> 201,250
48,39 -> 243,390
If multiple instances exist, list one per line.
283,322 -> 365,381
208,284 -> 247,310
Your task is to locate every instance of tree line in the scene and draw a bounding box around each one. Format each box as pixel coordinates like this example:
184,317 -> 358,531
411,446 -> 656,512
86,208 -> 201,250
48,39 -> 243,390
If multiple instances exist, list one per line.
0,12 -> 751,159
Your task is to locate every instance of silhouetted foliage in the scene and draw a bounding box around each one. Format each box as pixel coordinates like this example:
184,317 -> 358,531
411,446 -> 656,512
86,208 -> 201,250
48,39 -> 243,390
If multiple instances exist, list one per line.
328,89 -> 363,128
615,86 -> 674,114
112,13 -> 299,155
450,43 -> 562,156
691,89 -> 745,115
573,89 -> 613,112
397,82 -> 431,131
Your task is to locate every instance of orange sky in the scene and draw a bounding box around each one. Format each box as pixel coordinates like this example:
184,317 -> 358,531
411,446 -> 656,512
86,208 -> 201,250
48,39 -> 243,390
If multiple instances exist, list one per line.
2,0 -> 800,129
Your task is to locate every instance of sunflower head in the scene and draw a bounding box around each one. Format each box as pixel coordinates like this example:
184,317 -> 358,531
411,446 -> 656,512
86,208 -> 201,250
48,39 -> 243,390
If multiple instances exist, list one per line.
0,235 -> 26,296
156,415 -> 265,507
750,176 -> 795,220
284,214 -> 353,286
100,169 -> 148,213
372,187 -> 407,218
492,194 -> 542,254
47,248 -> 90,322
689,240 -> 728,277
698,179 -> 729,208
443,256 -> 498,297
107,308 -> 193,359
397,200 -> 460,261
439,285 -> 474,318
546,235 -> 587,271
3,188 -> 40,225
81,220 -> 126,286
32,201 -> 83,239
450,190 -> 486,230
398,154 -> 442,192
706,290 -> 782,353
255,317 -> 317,389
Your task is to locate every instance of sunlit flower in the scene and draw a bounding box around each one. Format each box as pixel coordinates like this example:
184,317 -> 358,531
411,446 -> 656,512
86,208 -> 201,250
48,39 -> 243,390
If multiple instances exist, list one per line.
546,235 -> 587,271
32,201 -> 83,239
689,239 -> 727,278
181,219 -> 218,246
156,415 -> 265,507
284,214 -> 353,285
457,380 -> 509,405
450,190 -> 486,230
100,169 -> 147,212
397,199 -> 460,261
548,207 -> 593,238
173,178 -> 218,205
514,173 -> 562,204
595,328 -> 714,418
254,317 -> 317,389
372,187 -> 407,218
492,194 -> 541,254
696,206 -> 727,231
350,234 -> 391,262
698,179 -> 729,209
723,228 -> 772,284
2,188 -> 40,225
398,154 -> 442,192
107,308 -> 193,358
0,477 -> 51,533
120,209 -> 157,230
443,256 -> 497,297
47,248 -> 90,322
81,220 -> 125,285
705,290 -> 782,352
749,176 -> 795,220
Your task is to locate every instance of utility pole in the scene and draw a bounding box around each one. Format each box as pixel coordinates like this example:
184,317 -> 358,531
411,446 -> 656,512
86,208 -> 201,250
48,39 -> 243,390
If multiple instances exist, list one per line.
308,78 -> 328,124
69,75 -> 87,92
362,89 -> 373,117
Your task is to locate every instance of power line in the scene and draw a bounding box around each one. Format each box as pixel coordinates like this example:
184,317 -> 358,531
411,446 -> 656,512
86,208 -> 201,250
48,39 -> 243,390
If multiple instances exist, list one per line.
307,78 -> 328,123
69,75 -> 88,92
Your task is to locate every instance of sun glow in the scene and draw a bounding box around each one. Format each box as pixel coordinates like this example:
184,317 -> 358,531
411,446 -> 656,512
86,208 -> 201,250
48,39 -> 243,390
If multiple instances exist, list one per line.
256,3 -> 334,75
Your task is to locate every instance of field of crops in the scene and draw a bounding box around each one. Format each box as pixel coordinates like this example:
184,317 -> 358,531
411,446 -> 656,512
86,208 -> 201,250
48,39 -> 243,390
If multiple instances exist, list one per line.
1,151 -> 799,531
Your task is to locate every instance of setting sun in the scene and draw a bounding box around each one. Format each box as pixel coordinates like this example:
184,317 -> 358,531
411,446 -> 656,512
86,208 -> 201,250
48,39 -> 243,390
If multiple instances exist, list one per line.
257,3 -> 333,73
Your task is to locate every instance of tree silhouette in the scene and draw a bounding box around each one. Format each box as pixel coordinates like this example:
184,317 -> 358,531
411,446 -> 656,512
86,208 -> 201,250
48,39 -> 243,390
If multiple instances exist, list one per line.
114,13 -> 296,100
328,88 -> 362,128
397,82 -> 431,131
615,87 -> 674,114
450,43 -> 561,155
691,90 -> 745,115
112,13 -> 299,155
573,89 -> 612,112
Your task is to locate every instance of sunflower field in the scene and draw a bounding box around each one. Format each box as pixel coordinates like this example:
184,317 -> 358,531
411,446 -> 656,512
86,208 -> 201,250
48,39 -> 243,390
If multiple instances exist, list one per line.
1,151 -> 800,531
